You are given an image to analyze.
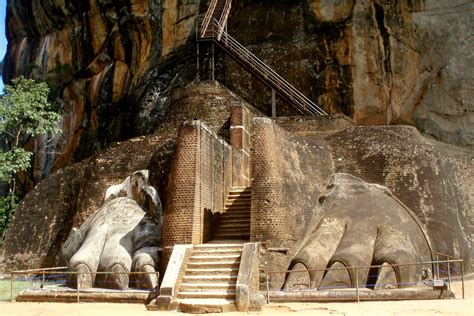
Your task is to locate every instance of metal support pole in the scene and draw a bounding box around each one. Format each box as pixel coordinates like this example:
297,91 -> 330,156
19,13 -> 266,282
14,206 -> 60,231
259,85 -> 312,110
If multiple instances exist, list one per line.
461,261 -> 465,299
76,276 -> 80,303
447,258 -> 451,292
42,269 -> 45,288
355,269 -> 360,303
271,89 -> 276,117
436,253 -> 440,279
266,274 -> 270,303
10,271 -> 13,302
211,43 -> 215,81
196,42 -> 200,81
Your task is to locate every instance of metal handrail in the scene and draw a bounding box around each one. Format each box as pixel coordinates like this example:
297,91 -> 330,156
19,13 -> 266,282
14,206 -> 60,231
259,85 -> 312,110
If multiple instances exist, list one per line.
198,1 -> 327,116
200,0 -> 218,38
217,0 -> 232,40
211,20 -> 326,115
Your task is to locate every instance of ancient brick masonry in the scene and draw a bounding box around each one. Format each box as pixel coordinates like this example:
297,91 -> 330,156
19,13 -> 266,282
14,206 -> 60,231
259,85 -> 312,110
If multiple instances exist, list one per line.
250,117 -> 335,288
161,121 -> 233,268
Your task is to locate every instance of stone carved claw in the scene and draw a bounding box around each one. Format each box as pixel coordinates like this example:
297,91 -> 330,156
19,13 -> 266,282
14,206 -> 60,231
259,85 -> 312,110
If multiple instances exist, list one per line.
284,174 -> 432,291
61,170 -> 163,290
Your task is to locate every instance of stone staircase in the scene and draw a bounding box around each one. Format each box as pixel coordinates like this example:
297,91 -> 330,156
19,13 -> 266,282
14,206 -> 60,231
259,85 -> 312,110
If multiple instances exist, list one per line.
214,187 -> 251,240
177,243 -> 244,312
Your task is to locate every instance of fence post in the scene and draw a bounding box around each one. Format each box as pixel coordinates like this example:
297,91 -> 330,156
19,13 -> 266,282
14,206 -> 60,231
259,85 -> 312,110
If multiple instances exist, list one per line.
436,254 -> 440,279
447,258 -> 451,293
266,273 -> 270,303
76,274 -> 80,303
42,269 -> 45,288
461,260 -> 465,299
355,268 -> 359,303
10,271 -> 13,303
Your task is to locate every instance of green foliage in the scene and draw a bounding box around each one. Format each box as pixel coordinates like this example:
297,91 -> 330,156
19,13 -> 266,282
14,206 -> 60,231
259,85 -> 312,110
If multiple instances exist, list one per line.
0,195 -> 18,242
0,76 -> 62,238
0,76 -> 62,138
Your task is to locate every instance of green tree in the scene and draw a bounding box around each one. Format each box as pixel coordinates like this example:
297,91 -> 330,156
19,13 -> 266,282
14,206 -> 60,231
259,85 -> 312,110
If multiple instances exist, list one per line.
0,76 -> 61,239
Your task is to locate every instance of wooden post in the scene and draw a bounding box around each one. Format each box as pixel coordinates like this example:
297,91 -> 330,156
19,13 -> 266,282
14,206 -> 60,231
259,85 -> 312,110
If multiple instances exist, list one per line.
271,89 -> 276,117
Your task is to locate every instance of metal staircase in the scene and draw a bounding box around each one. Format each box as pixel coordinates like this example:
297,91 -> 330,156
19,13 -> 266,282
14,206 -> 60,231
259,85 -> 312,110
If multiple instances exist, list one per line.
197,0 -> 327,116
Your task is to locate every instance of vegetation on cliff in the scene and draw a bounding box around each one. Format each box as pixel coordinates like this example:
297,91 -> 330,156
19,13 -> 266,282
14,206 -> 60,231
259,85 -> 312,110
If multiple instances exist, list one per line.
0,76 -> 61,239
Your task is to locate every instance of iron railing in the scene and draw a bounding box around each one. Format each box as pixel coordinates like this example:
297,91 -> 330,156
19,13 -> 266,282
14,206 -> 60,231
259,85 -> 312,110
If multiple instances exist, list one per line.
198,16 -> 327,116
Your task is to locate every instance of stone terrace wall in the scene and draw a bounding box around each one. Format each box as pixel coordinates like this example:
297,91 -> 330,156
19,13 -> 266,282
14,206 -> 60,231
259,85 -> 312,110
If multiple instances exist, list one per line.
161,121 -> 233,267
250,116 -> 472,287
0,81 -> 251,270
250,118 -> 334,283
325,126 -> 472,264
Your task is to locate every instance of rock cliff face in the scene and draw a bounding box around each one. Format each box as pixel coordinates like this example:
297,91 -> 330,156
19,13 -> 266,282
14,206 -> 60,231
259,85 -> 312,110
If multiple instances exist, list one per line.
3,0 -> 473,181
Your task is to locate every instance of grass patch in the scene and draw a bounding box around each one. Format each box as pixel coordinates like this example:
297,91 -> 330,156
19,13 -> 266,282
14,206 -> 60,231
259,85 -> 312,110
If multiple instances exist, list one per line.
0,278 -> 35,301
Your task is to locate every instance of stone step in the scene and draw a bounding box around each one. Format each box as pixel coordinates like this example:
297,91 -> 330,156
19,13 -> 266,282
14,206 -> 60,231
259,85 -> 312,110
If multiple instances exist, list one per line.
214,231 -> 249,237
178,291 -> 236,300
214,233 -> 250,240
189,255 -> 241,263
227,194 -> 250,199
178,298 -> 236,313
193,243 -> 245,248
182,275 -> 238,283
215,226 -> 250,233
228,187 -> 251,192
191,249 -> 242,256
186,261 -> 241,269
179,283 -> 236,292
225,201 -> 251,207
215,218 -> 250,224
221,209 -> 250,218
222,207 -> 251,213
185,268 -> 239,276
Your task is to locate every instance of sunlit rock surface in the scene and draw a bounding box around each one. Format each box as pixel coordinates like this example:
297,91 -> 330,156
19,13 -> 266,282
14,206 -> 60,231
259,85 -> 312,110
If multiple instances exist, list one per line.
3,0 -> 472,186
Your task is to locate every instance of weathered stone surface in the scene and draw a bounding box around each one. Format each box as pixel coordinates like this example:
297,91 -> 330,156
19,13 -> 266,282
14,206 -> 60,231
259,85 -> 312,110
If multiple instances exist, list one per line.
3,0 -> 202,185
251,117 -> 471,290
0,81 -> 251,271
225,0 -> 473,145
62,170 -> 162,290
285,173 -> 432,290
2,0 -> 472,189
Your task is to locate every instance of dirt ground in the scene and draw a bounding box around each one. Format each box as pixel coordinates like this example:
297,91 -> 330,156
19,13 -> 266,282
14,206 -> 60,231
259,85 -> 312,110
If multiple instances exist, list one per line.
1,279 -> 472,316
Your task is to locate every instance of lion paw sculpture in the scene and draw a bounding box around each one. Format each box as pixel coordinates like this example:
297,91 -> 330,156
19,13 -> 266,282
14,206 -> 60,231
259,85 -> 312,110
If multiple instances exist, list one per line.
284,173 -> 432,291
61,170 -> 163,290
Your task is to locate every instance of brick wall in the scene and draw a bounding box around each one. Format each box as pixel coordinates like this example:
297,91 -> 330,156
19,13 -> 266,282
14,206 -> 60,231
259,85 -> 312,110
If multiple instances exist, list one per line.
230,105 -> 252,187
250,116 -> 472,287
161,121 -> 233,251
250,117 -> 334,286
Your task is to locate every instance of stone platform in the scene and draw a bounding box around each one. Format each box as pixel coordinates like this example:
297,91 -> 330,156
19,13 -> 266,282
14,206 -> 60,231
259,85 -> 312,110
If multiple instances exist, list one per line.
16,286 -> 155,304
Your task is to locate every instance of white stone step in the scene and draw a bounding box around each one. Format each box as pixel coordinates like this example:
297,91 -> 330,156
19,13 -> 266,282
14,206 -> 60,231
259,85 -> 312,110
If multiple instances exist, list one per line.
189,254 -> 241,262
182,275 -> 238,283
186,261 -> 241,269
180,283 -> 236,292
178,298 -> 237,313
178,291 -> 236,299
185,268 -> 239,276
